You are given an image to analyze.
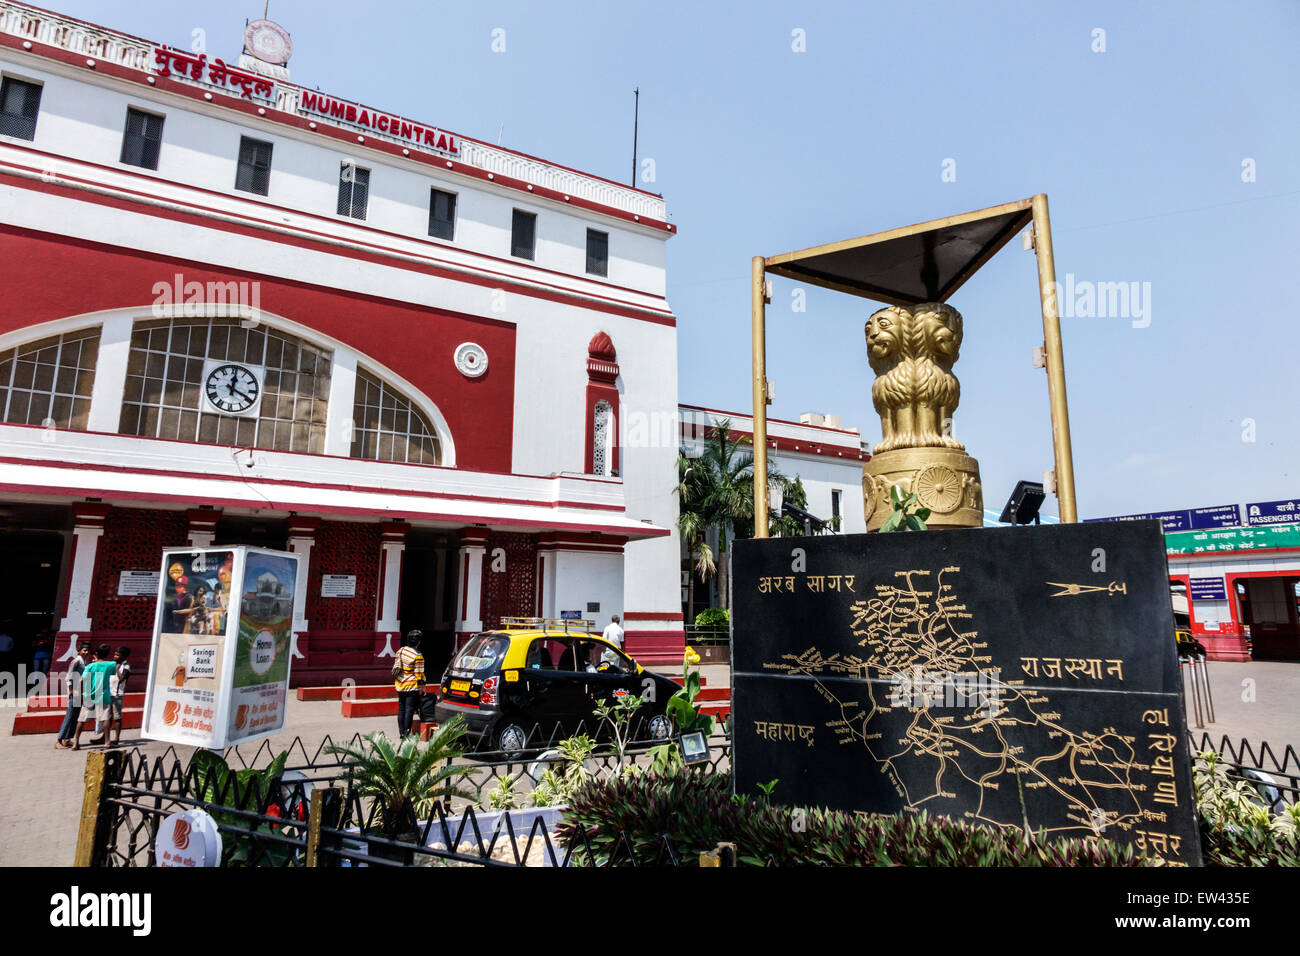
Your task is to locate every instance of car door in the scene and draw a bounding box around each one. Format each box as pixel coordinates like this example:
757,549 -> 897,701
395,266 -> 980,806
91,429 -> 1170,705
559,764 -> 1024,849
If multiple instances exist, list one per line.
575,638 -> 643,734
521,637 -> 588,742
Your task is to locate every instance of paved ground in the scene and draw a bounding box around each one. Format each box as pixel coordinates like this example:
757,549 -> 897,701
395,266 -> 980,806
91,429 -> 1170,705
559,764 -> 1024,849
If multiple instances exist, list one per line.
0,659 -> 1292,866
0,697 -> 396,867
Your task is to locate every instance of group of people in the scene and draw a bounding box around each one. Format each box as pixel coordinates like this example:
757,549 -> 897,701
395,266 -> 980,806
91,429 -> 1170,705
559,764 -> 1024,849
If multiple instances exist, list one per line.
54,642 -> 132,750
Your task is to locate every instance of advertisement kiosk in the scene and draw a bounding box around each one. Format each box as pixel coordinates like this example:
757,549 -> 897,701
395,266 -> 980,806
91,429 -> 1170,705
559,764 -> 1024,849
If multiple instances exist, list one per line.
141,547 -> 299,749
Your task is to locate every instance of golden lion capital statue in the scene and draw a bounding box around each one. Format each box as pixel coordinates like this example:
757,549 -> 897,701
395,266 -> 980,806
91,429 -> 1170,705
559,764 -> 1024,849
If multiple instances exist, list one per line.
865,302 -> 964,454
862,301 -> 982,530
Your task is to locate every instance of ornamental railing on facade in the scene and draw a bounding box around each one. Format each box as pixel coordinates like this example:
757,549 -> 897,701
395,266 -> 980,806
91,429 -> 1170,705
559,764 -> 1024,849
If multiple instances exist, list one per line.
0,0 -> 668,223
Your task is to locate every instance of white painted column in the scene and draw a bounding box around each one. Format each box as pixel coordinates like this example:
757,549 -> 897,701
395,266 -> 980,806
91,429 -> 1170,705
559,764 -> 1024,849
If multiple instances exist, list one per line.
186,508 -> 220,548
536,547 -> 558,618
57,503 -> 112,660
454,529 -> 489,639
375,522 -> 408,635
287,516 -> 320,659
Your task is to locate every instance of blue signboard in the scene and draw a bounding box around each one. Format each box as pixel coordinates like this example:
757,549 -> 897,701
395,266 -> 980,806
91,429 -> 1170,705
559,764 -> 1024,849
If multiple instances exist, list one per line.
1189,505 -> 1241,530
560,609 -> 581,620
1087,504 -> 1241,532
1085,511 -> 1186,532
1084,512 -> 1152,524
1189,577 -> 1227,601
1245,499 -> 1300,527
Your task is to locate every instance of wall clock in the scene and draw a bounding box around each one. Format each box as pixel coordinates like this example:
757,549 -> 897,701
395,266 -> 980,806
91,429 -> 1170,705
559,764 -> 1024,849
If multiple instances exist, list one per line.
203,362 -> 263,417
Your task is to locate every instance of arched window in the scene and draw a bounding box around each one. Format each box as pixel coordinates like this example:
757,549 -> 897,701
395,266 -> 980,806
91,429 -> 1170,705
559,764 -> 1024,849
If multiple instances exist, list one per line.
0,328 -> 99,429
585,331 -> 619,476
592,400 -> 612,477
117,317 -> 332,452
350,369 -> 442,465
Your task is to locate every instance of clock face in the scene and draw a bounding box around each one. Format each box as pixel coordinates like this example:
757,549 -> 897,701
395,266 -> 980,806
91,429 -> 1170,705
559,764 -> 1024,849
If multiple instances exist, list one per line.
204,364 -> 260,414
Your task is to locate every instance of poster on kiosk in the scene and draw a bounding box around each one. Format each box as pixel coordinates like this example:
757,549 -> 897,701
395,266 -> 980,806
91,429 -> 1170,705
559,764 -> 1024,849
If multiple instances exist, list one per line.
141,546 -> 299,749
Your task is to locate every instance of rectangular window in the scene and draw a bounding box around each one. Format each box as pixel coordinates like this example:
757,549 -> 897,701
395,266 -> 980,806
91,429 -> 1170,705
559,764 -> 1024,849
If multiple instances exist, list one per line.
586,229 -> 608,277
428,187 -> 456,240
0,76 -> 42,141
336,162 -> 370,219
511,209 -> 536,260
235,136 -> 273,196
832,489 -> 842,530
120,107 -> 164,170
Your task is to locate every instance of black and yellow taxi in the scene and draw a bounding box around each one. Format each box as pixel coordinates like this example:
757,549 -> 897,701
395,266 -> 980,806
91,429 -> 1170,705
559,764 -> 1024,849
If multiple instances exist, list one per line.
433,617 -> 681,753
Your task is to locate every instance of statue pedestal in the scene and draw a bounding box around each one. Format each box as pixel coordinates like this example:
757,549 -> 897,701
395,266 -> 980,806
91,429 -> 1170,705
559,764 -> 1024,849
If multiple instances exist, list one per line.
863,447 -> 983,530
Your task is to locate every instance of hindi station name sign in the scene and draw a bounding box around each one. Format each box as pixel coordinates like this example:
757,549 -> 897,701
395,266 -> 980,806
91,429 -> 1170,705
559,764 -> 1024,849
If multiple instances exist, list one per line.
141,546 -> 299,749
732,521 -> 1201,865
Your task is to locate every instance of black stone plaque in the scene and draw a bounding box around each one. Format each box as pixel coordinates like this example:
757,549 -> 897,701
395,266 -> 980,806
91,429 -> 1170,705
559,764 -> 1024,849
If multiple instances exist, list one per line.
731,521 -> 1202,865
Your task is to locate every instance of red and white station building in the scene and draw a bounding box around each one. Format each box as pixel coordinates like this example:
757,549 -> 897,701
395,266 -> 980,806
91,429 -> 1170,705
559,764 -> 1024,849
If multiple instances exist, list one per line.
0,2 -> 685,684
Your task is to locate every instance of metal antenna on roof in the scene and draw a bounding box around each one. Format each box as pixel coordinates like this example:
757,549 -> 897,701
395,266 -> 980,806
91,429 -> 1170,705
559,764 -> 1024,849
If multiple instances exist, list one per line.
631,88 -> 639,186
498,122 -> 504,146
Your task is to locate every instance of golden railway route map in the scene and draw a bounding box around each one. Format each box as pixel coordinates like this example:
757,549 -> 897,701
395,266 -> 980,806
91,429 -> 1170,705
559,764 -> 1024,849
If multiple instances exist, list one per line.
732,523 -> 1201,864
767,567 -> 1157,838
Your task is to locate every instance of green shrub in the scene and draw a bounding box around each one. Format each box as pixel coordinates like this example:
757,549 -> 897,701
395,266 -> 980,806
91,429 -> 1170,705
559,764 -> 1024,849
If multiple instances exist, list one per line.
555,768 -> 1147,866
693,607 -> 728,629
1195,751 -> 1299,867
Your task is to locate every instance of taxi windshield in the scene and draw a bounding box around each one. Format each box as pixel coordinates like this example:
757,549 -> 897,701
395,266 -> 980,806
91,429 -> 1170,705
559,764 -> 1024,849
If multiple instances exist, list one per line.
454,634 -> 510,676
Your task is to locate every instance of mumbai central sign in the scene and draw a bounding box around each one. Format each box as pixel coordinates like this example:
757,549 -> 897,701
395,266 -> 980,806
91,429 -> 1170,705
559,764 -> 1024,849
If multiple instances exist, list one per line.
297,91 -> 460,156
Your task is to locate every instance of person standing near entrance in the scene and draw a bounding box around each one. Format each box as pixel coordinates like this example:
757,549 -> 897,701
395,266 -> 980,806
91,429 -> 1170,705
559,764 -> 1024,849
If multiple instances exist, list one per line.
392,629 -> 425,738
55,642 -> 91,750
601,615 -> 624,665
31,628 -> 53,675
108,646 -> 132,747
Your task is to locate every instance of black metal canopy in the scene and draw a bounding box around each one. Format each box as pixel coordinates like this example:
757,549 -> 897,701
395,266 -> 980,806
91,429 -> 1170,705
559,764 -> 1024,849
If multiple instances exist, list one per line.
764,199 -> 1034,306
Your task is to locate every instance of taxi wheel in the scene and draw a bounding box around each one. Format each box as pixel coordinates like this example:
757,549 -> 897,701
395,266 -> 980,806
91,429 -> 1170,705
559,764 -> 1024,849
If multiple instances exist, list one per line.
497,723 -> 529,756
647,713 -> 674,741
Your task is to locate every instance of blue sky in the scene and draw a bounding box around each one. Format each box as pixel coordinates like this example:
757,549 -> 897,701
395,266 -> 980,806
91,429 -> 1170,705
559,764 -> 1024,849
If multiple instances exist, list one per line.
54,0 -> 1300,519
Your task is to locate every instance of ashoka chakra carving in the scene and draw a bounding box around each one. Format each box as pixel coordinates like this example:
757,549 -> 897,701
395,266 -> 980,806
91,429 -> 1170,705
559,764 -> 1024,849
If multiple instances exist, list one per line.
914,464 -> 963,514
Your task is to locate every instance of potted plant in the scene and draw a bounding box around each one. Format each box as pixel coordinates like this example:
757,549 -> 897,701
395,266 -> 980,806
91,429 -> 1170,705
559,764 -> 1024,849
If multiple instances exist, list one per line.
328,716 -> 475,865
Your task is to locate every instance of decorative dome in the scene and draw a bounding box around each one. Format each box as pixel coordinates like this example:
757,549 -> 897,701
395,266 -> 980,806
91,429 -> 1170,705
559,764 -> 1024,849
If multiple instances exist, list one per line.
587,331 -> 616,361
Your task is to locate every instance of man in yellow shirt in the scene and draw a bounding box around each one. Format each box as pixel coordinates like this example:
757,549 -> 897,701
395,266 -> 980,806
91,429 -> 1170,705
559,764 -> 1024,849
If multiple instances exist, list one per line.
392,629 -> 425,738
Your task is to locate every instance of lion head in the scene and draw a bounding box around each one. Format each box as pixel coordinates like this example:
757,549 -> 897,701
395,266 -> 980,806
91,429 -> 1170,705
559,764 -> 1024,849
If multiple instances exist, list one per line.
865,306 -> 908,371
914,302 -> 962,366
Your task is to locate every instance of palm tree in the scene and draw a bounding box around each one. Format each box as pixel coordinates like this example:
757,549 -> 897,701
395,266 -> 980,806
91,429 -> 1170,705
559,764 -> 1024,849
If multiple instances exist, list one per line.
677,418 -> 793,611
677,451 -> 716,622
327,716 -> 477,839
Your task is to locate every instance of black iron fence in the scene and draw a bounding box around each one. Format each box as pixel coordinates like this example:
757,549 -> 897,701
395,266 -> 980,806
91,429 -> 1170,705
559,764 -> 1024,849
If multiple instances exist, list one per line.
75,727 -> 1293,867
1188,732 -> 1300,810
76,725 -> 732,868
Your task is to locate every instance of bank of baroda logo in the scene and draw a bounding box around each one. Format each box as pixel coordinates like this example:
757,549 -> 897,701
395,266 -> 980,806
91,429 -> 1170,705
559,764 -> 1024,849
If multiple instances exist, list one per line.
172,817 -> 192,851
162,700 -> 180,726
